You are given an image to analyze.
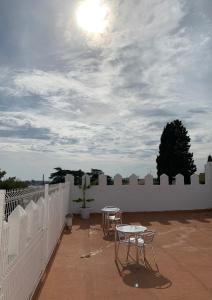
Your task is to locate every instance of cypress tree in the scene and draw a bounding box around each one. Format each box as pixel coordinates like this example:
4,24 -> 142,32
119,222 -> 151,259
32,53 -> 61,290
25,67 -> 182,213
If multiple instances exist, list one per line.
156,120 -> 196,184
207,155 -> 212,162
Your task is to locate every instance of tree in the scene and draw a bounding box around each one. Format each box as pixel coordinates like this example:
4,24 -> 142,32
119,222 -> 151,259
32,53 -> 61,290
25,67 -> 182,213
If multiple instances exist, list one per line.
156,120 -> 196,184
0,177 -> 28,189
0,168 -> 28,189
49,167 -> 68,183
49,167 -> 84,184
208,155 -> 212,162
49,167 -> 112,185
87,168 -> 103,185
0,169 -> 6,180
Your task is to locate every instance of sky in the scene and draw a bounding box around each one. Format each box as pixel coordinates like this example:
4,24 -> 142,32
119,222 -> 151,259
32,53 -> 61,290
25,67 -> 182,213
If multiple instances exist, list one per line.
0,0 -> 212,180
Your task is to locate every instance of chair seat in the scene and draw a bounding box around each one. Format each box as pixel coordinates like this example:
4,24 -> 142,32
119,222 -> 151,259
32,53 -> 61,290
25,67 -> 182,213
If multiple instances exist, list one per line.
131,237 -> 144,246
120,236 -> 144,246
108,215 -> 121,221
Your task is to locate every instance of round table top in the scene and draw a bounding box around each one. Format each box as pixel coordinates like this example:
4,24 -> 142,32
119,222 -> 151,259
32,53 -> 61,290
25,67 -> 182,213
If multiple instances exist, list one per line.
116,224 -> 147,234
101,207 -> 120,213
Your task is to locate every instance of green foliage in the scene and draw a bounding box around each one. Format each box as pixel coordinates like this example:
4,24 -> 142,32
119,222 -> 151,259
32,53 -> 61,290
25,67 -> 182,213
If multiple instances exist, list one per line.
156,119 -> 196,184
208,155 -> 212,162
199,173 -> 205,184
0,169 -> 6,180
49,167 -> 84,184
88,168 -> 103,185
0,169 -> 28,189
122,178 -> 129,185
50,167 -> 110,186
0,177 -> 28,189
73,177 -> 94,208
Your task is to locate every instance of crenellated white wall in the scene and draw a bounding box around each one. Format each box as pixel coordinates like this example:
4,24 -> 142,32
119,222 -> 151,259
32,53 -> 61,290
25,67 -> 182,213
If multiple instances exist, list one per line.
70,162 -> 212,213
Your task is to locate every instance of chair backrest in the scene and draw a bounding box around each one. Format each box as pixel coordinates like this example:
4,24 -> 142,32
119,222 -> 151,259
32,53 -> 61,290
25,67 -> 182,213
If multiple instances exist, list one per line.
141,230 -> 155,244
104,206 -> 121,216
115,211 -> 122,219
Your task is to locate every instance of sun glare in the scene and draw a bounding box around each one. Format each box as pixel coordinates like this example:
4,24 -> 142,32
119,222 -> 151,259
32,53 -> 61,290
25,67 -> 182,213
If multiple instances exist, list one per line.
76,0 -> 109,33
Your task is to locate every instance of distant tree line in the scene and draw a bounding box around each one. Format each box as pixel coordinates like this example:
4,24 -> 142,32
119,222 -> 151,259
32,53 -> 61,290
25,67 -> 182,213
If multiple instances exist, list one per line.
49,167 -> 113,185
0,169 -> 28,189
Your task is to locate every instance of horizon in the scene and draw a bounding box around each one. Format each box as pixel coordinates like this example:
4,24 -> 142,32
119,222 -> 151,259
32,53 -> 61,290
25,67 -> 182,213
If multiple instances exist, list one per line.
0,0 -> 212,180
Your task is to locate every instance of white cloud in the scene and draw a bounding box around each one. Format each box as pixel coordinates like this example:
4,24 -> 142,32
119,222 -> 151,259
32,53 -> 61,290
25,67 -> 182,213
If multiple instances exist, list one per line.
0,0 -> 211,178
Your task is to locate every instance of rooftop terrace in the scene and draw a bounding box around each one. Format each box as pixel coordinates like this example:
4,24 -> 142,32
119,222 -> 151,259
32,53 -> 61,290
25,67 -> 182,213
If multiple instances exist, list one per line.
34,210 -> 212,300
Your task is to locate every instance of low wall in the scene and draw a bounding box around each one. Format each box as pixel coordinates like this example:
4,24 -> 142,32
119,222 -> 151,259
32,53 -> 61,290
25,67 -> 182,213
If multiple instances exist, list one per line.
70,163 -> 212,213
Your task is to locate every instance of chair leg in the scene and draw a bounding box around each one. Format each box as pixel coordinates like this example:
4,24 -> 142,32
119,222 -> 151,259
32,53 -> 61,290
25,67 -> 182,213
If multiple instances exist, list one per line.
126,244 -> 131,261
116,242 -> 120,260
142,245 -> 159,272
142,246 -> 148,268
139,246 -> 145,265
151,245 -> 159,272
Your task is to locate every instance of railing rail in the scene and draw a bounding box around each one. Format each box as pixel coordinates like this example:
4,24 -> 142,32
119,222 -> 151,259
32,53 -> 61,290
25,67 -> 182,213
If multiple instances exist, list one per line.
4,186 -> 45,221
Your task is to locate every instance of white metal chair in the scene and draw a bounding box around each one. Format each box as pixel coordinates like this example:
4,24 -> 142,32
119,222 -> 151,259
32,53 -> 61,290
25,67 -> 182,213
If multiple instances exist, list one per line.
102,206 -> 116,231
102,207 -> 121,235
115,224 -> 136,261
135,230 -> 159,271
108,211 -> 122,227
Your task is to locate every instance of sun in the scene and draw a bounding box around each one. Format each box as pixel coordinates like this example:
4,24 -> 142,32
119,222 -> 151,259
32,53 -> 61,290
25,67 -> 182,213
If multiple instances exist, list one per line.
76,0 -> 109,33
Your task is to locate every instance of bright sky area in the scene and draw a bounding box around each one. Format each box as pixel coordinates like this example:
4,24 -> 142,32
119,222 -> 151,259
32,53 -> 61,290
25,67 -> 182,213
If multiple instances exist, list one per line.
0,0 -> 212,180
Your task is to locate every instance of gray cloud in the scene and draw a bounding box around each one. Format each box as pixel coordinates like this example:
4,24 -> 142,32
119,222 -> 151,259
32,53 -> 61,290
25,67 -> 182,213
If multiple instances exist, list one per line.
0,0 -> 212,178
188,108 -> 211,114
0,122 -> 51,140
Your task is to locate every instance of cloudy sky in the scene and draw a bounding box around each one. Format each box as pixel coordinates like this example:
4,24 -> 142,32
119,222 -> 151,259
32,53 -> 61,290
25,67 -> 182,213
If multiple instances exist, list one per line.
0,0 -> 212,180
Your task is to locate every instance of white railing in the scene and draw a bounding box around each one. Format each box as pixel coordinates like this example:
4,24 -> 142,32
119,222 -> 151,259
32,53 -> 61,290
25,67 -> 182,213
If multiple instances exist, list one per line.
4,186 -> 45,221
0,179 -> 71,300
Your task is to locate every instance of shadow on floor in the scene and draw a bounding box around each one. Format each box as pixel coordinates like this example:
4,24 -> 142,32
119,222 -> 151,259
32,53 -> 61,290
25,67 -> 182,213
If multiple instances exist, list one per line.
122,209 -> 212,227
115,260 -> 172,289
73,210 -> 212,231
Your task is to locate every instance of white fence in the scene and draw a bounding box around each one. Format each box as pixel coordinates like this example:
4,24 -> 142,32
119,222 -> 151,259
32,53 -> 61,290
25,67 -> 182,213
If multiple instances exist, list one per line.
70,162 -> 212,213
0,179 -> 71,300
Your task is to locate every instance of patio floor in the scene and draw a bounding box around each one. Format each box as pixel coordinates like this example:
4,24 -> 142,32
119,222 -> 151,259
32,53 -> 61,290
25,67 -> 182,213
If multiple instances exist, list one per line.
34,210 -> 212,300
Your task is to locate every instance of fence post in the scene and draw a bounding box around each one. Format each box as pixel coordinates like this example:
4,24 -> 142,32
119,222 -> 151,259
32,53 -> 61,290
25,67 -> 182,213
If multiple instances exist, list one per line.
0,190 -> 6,281
44,184 -> 49,229
58,183 -> 63,229
43,184 -> 49,265
0,190 -> 6,243
65,175 -> 74,214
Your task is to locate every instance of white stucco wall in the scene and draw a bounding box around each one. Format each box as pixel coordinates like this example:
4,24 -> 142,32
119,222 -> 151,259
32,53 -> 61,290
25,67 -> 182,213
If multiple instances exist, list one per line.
69,163 -> 212,213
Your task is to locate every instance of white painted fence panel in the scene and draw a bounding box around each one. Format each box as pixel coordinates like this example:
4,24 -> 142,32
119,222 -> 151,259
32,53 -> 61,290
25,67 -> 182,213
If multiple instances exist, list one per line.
0,180 -> 71,300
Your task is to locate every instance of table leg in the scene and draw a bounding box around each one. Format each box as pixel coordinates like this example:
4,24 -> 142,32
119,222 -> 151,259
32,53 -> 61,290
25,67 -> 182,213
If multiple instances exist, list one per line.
102,213 -> 105,234
106,212 -> 110,235
115,228 -> 117,259
136,234 -> 139,265
136,247 -> 139,265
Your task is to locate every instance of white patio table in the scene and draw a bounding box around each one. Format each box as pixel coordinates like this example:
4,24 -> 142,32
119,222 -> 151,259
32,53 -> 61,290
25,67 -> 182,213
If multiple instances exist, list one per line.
101,207 -> 120,235
115,224 -> 147,264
